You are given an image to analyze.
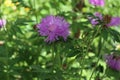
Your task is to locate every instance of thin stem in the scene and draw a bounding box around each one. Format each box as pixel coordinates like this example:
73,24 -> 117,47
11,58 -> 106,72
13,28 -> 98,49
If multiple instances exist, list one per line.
52,43 -> 55,68
56,50 -> 61,68
52,43 -> 61,69
89,37 -> 104,80
80,26 -> 102,80
33,0 -> 38,24
32,0 -> 39,80
88,53 -> 101,80
79,46 -> 86,79
0,1 -> 9,80
6,51 -> 9,80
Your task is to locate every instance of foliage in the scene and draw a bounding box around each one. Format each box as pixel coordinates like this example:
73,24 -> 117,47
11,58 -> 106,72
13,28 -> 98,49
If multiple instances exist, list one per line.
0,0 -> 120,80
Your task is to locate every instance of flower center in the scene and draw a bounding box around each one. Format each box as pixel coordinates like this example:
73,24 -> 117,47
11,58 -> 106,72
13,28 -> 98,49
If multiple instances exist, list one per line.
48,25 -> 57,32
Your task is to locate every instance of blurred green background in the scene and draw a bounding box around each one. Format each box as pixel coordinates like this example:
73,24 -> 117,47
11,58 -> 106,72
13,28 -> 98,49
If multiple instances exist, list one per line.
0,0 -> 120,80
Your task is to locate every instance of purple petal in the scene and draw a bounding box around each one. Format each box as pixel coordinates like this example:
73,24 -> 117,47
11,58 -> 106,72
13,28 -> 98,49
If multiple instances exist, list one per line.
37,15 -> 70,43
89,0 -> 105,6
115,59 -> 120,71
0,19 -> 6,28
107,17 -> 120,27
105,54 -> 120,71
94,12 -> 103,20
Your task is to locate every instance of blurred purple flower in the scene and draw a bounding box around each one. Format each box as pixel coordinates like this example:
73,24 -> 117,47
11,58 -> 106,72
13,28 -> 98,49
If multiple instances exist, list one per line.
89,0 -> 105,6
37,15 -> 70,43
88,12 -> 120,27
0,19 -> 6,28
90,19 -> 99,26
94,12 -> 103,20
88,12 -> 103,26
107,17 -> 120,27
105,54 -> 120,71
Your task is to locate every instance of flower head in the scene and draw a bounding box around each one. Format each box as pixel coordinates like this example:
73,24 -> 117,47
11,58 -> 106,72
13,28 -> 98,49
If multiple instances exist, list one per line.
88,12 -> 103,26
0,19 -> 6,28
105,54 -> 120,71
88,12 -> 120,27
94,12 -> 103,20
89,0 -> 105,6
37,15 -> 70,43
107,17 -> 120,27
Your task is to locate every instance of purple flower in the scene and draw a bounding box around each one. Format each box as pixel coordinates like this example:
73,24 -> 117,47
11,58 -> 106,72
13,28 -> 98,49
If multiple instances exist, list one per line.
94,12 -> 103,20
90,19 -> 99,26
107,17 -> 120,27
88,12 -> 120,27
0,19 -> 6,28
88,12 -> 103,26
105,54 -> 120,71
89,0 -> 105,6
37,15 -> 70,43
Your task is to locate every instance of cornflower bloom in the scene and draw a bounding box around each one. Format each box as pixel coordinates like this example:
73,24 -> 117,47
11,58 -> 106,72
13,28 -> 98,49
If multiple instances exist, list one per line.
89,0 -> 105,6
37,15 -> 70,43
88,12 -> 120,27
105,54 -> 120,71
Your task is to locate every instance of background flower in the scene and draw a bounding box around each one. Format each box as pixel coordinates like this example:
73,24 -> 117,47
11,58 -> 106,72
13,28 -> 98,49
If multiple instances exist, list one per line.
89,0 -> 105,6
37,15 -> 70,43
88,12 -> 120,27
105,54 -> 120,71
88,12 -> 103,26
107,17 -> 120,27
0,19 -> 6,28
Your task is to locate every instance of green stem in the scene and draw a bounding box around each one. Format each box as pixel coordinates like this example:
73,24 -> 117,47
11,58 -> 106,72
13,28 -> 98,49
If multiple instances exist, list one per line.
4,30 -> 9,80
33,0 -> 38,24
6,57 -> 9,80
88,53 -> 101,80
1,2 -> 10,79
80,26 -> 102,80
54,43 -> 61,69
52,43 -> 55,69
32,0 -> 39,80
89,37 -> 104,80
56,51 -> 61,69
79,45 -> 86,78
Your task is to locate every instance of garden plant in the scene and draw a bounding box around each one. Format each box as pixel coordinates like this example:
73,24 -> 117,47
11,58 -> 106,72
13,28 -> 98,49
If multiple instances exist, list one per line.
0,0 -> 120,80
